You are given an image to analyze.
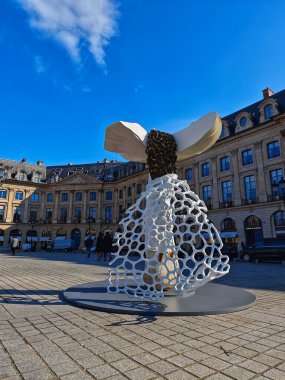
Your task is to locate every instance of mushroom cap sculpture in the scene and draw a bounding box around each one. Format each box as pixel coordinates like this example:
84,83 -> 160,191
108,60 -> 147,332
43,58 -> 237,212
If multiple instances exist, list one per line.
104,112 -> 230,300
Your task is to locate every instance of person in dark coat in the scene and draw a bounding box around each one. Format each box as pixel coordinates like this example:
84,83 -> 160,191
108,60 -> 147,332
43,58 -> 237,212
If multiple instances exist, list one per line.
103,232 -> 113,261
96,232 -> 104,261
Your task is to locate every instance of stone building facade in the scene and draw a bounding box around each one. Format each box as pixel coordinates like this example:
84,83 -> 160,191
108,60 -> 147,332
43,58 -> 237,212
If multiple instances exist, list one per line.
0,88 -> 284,252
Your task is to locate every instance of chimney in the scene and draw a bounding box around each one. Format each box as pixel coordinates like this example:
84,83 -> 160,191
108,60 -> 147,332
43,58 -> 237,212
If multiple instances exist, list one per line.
262,87 -> 274,99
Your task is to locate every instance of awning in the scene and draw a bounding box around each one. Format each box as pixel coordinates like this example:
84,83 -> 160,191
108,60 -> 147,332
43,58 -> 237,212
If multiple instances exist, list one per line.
220,231 -> 237,238
27,237 -> 38,242
55,236 -> 66,241
39,237 -> 52,242
0,236 -> 4,241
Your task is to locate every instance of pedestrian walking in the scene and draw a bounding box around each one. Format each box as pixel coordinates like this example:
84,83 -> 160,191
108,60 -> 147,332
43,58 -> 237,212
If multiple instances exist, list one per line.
103,232 -> 113,261
96,232 -> 104,261
85,235 -> 93,258
10,237 -> 19,256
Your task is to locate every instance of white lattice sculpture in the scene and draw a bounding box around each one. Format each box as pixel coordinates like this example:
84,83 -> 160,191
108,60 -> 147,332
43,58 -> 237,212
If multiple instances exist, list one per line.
105,112 -> 230,300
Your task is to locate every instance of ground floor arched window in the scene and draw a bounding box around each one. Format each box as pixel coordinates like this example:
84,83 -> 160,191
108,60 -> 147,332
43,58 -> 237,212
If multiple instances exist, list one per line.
273,211 -> 285,237
244,215 -> 263,245
40,230 -> 52,250
71,228 -> 81,249
220,218 -> 238,255
26,230 -> 38,251
56,228 -> 66,237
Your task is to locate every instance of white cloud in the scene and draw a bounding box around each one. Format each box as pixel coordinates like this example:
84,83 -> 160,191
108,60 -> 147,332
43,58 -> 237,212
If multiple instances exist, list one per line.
18,0 -> 119,66
34,55 -> 46,73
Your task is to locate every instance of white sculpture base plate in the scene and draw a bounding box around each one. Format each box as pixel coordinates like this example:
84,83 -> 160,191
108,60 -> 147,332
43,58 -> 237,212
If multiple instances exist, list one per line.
63,281 -> 256,316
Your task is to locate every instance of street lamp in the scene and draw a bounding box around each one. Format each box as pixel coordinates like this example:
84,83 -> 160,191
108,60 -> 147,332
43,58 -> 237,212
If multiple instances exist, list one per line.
28,220 -> 37,251
87,216 -> 95,235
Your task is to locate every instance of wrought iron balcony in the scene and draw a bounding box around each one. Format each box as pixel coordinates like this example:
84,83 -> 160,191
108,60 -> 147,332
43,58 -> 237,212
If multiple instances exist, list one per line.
267,194 -> 285,202
219,201 -> 233,208
241,197 -> 259,205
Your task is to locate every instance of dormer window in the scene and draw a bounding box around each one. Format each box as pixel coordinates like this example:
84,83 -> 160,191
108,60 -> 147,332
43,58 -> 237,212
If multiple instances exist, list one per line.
235,112 -> 253,132
264,104 -> 273,120
258,98 -> 279,123
239,117 -> 248,128
18,172 -> 25,181
34,172 -> 40,183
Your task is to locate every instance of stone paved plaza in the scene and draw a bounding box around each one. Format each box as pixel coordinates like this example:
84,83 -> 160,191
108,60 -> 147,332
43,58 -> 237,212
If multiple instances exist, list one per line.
0,251 -> 284,380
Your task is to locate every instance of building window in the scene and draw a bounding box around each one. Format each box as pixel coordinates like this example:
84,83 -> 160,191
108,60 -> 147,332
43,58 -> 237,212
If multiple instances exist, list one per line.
202,185 -> 211,204
273,211 -> 285,237
88,207 -> 96,219
267,141 -> 281,159
47,193 -> 53,202
29,209 -> 38,222
90,191 -> 96,201
15,191 -> 23,200
13,206 -> 21,223
119,190 -> 123,199
185,168 -> 193,181
270,169 -> 283,195
106,191 -> 112,201
201,163 -> 210,177
0,190 -> 7,199
220,156 -> 230,172
239,116 -> 248,128
60,208 -> 67,222
221,218 -> 236,232
75,192 -> 82,201
45,208 -> 52,222
0,169 -> 7,179
18,172 -> 25,181
105,206 -> 112,222
242,149 -> 253,166
221,181 -> 232,202
244,175 -> 256,201
0,206 -> 5,222
74,207 -> 82,222
127,187 -> 132,197
34,173 -> 40,183
31,193 -> 39,202
61,192 -> 68,202
136,184 -> 142,195
264,104 -> 273,120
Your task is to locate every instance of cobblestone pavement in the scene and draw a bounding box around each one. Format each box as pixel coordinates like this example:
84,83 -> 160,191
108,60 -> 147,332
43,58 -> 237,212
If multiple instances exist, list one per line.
0,250 -> 284,380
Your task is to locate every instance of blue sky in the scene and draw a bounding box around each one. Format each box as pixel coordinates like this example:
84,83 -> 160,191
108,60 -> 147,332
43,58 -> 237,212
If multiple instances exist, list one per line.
1,0 -> 285,165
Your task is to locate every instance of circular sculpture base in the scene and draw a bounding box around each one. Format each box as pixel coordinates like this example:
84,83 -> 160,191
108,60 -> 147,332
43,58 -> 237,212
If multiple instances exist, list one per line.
63,281 -> 256,316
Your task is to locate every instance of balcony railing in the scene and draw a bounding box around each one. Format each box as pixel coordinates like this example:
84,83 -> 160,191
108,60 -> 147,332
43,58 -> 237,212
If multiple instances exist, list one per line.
219,201 -> 233,208
267,194 -> 285,202
241,197 -> 259,205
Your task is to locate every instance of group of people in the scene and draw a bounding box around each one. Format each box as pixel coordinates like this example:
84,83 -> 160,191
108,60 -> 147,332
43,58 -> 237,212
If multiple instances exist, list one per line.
85,232 -> 113,260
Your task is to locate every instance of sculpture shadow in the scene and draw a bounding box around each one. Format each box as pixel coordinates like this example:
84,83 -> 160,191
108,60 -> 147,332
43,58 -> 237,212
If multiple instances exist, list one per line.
63,284 -> 167,316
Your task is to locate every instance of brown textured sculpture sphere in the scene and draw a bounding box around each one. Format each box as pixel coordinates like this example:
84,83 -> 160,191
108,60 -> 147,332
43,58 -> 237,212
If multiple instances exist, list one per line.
145,129 -> 177,179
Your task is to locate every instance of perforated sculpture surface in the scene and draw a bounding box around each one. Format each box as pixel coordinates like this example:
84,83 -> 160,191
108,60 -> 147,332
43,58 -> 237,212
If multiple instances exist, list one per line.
105,112 -> 230,300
